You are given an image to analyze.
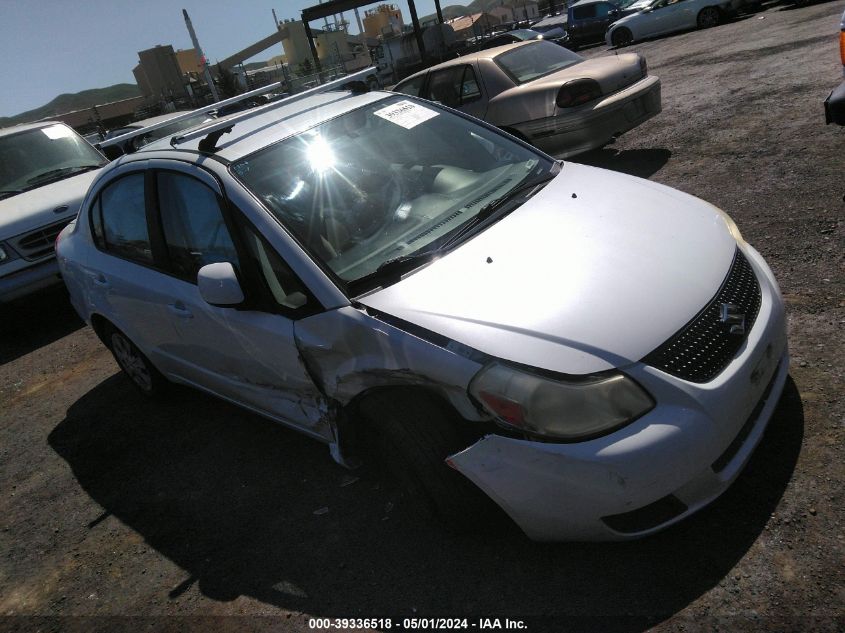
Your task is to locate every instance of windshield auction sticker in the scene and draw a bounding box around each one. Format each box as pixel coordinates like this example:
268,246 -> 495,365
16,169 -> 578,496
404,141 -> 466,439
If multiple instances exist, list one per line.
374,100 -> 439,129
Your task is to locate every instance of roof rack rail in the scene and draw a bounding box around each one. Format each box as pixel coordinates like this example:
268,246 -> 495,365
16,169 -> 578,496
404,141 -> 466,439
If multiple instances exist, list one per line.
97,66 -> 376,152
170,66 -> 377,150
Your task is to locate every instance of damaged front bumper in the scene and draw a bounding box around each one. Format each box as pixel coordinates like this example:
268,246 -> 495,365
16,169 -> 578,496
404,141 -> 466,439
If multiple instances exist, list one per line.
449,245 -> 789,541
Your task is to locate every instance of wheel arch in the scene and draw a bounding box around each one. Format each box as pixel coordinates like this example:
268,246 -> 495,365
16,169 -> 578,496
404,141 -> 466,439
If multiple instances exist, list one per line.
338,382 -> 484,463
89,312 -> 113,347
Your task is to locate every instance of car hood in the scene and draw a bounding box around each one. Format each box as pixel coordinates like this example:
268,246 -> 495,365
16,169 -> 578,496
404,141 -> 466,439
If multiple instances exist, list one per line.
0,169 -> 101,238
360,162 -> 738,375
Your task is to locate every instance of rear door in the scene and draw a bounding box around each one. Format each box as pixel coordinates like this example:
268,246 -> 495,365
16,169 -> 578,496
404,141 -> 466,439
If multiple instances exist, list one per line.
84,166 -> 183,374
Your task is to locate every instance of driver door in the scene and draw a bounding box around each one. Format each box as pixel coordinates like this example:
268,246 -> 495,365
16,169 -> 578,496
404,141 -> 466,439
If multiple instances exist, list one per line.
149,160 -> 331,439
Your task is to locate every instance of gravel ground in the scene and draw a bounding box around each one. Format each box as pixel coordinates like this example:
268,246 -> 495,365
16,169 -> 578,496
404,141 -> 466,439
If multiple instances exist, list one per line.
1,2 -> 843,631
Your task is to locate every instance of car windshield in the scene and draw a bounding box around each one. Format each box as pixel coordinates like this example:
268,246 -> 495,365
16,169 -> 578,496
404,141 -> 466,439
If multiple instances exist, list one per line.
231,96 -> 552,294
0,124 -> 105,196
509,29 -> 541,40
495,41 -> 583,85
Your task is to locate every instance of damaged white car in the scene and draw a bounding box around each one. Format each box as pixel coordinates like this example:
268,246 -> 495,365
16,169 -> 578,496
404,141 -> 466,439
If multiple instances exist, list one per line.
57,83 -> 788,541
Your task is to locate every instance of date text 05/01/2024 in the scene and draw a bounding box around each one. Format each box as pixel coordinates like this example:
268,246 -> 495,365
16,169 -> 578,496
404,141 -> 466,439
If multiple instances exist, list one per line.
308,618 -> 528,630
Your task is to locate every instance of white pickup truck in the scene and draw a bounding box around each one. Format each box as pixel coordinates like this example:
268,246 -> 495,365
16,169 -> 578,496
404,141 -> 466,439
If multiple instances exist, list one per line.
0,122 -> 106,302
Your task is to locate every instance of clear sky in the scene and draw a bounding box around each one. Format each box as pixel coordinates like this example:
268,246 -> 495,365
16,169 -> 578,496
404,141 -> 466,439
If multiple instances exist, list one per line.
0,0 -> 445,118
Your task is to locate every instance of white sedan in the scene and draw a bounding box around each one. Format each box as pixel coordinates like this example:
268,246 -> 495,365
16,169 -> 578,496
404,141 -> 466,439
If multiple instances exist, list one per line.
57,81 -> 788,541
606,0 -> 735,47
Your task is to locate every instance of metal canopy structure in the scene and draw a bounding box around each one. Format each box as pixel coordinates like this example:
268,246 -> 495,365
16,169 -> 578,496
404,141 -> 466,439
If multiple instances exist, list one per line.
300,0 -> 445,71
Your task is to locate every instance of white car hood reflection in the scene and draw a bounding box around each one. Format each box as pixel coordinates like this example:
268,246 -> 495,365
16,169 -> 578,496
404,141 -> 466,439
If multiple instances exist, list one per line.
360,162 -> 738,375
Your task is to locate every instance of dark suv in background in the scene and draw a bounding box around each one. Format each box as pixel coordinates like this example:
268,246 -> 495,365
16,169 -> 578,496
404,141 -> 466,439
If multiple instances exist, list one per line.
566,0 -> 634,47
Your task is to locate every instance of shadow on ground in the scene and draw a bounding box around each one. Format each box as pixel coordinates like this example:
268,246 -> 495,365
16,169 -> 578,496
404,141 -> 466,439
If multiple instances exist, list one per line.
49,375 -> 803,626
572,147 -> 672,179
0,285 -> 83,365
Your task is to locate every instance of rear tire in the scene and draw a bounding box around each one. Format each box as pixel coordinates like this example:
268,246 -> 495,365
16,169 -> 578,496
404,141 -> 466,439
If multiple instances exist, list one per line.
611,28 -> 634,48
105,325 -> 168,397
357,389 -> 493,532
697,6 -> 720,28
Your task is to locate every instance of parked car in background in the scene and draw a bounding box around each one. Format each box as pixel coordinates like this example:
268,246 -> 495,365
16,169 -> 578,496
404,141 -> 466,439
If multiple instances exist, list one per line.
824,7 -> 845,124
0,122 -> 106,302
100,111 -> 214,158
606,0 -> 731,47
567,0 -> 626,47
531,13 -> 569,41
57,83 -> 788,541
471,28 -> 571,51
83,130 -> 105,145
394,40 -> 661,157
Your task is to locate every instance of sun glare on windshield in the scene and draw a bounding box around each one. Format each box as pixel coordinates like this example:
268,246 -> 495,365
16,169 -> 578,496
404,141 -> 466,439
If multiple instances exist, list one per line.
306,136 -> 336,175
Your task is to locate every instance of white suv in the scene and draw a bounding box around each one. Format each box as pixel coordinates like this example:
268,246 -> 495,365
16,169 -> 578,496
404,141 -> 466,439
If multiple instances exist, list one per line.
57,87 -> 788,541
0,122 -> 106,302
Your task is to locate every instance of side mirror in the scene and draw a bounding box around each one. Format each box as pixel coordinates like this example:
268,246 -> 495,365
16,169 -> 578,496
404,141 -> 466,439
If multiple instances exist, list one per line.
197,262 -> 244,307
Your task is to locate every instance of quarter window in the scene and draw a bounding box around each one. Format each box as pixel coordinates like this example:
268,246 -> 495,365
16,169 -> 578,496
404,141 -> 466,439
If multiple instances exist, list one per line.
99,173 -> 153,265
157,172 -> 239,281
460,66 -> 482,102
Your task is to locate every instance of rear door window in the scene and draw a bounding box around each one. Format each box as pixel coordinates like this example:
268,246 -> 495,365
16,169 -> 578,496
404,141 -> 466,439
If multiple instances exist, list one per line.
425,68 -> 463,108
573,4 -> 597,18
98,173 -> 153,265
424,66 -> 481,107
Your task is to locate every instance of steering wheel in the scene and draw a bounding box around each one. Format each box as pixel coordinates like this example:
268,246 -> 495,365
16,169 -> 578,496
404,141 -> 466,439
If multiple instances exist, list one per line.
335,164 -> 405,241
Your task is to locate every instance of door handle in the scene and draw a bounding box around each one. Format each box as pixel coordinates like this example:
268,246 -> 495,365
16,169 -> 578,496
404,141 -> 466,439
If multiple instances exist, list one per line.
168,301 -> 194,319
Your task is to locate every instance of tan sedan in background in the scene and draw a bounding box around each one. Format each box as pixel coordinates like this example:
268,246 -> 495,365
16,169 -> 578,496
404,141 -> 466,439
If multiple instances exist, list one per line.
394,40 -> 661,157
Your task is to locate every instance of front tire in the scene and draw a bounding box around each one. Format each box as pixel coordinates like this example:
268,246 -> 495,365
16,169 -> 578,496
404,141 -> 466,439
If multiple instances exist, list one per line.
611,28 -> 634,48
697,6 -> 720,28
106,326 -> 167,397
357,389 -> 493,532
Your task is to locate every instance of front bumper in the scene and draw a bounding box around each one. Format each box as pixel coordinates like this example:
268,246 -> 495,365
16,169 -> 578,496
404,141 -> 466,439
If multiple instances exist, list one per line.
449,244 -> 788,541
515,75 -> 662,158
0,257 -> 63,303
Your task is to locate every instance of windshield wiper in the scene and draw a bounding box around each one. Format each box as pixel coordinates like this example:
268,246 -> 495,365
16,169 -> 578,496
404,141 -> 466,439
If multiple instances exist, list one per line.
367,170 -> 557,284
437,171 -> 557,251
0,190 -> 25,200
26,164 -> 101,186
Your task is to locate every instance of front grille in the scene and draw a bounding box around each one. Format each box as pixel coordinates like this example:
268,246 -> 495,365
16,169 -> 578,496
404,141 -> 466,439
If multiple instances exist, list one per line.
643,248 -> 762,383
10,218 -> 72,261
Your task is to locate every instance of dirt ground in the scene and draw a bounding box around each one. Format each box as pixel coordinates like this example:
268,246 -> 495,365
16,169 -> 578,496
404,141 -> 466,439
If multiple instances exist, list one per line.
1,2 -> 843,631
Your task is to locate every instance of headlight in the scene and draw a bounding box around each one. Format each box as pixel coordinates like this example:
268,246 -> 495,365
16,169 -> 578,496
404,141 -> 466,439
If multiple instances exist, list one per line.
713,206 -> 745,243
469,362 -> 654,441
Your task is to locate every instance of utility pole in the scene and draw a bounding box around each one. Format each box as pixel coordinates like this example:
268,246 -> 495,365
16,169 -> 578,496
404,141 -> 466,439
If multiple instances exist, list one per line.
183,9 -> 220,102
